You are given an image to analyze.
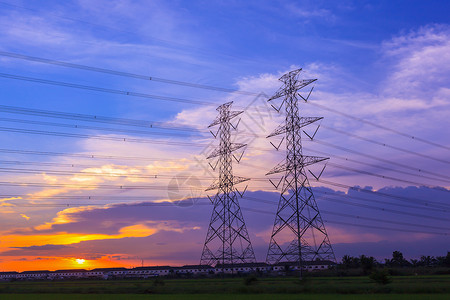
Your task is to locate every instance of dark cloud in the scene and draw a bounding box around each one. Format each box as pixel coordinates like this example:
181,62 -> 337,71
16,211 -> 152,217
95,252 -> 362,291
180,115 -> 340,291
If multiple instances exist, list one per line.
15,244 -> 72,251
2,186 -> 448,262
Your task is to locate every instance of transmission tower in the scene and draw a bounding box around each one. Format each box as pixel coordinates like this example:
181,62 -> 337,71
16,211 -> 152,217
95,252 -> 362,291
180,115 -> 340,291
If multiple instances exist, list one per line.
200,101 -> 256,267
265,69 -> 336,276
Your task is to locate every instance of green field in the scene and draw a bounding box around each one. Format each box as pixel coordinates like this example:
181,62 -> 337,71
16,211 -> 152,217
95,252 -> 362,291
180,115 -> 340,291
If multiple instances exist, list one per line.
0,294 -> 449,300
0,275 -> 449,296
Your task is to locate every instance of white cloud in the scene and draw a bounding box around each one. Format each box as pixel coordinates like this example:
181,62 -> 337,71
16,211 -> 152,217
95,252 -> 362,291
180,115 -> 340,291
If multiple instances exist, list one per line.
381,25 -> 450,102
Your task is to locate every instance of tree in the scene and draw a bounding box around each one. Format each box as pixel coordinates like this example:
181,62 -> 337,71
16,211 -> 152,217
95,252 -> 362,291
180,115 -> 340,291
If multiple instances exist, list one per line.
410,259 -> 419,267
419,255 -> 437,267
388,251 -> 410,267
341,255 -> 360,269
359,255 -> 376,274
436,252 -> 450,267
369,269 -> 391,285
444,252 -> 450,267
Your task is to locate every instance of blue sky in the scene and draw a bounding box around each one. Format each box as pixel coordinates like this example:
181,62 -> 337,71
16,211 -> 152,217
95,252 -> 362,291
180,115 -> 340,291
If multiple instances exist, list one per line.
0,0 -> 449,271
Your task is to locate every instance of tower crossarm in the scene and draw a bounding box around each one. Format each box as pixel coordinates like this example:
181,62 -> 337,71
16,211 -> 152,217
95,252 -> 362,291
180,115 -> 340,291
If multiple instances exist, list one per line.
205,176 -> 250,191
266,156 -> 329,175
267,87 -> 286,102
267,117 -> 323,138
293,79 -> 317,91
208,111 -> 243,127
206,143 -> 246,159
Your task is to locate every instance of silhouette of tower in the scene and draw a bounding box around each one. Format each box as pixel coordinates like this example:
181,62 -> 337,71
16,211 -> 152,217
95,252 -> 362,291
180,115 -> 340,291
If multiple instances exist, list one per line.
265,69 -> 335,276
200,101 -> 256,266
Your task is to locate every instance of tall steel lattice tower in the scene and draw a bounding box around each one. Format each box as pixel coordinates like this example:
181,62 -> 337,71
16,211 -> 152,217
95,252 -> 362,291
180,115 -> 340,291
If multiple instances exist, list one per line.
266,69 -> 336,275
200,101 -> 256,266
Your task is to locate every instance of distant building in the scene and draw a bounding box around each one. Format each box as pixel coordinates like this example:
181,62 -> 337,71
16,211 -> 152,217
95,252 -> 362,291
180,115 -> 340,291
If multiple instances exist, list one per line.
172,264 -> 214,275
215,262 -> 270,274
272,260 -> 336,273
0,260 -> 335,281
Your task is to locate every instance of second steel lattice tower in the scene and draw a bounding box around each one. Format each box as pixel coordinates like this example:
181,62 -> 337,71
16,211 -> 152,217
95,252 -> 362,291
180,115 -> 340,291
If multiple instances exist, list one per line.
265,69 -> 335,274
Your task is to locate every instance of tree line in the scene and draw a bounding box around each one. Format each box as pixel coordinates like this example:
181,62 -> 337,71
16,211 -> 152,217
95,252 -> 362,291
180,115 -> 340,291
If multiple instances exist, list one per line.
339,251 -> 450,275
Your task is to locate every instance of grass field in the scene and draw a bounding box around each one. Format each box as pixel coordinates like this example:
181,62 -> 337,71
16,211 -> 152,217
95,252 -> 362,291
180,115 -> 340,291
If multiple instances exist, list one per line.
0,275 -> 449,296
0,294 -> 449,300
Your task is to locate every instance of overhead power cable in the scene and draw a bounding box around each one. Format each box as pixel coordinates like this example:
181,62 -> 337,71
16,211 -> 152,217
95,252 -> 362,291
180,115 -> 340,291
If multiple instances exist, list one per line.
7,198 -> 449,236
0,181 -> 210,190
0,124 -> 271,151
242,205 -> 448,235
240,160 -> 450,210
0,125 -> 210,146
309,101 -> 450,151
326,162 -> 450,192
304,146 -> 450,185
0,148 -> 186,162
0,104 -> 261,138
6,194 -> 448,234
323,220 -> 448,236
317,179 -> 450,210
242,195 -> 449,231
0,159 -> 181,169
0,104 -> 207,133
312,139 -> 450,181
319,196 -> 448,222
321,209 -> 449,231
0,51 -> 260,96
0,117 -> 201,138
3,51 -> 447,156
313,189 -> 448,213
0,72 -> 218,106
322,124 -> 450,165
243,195 -> 448,228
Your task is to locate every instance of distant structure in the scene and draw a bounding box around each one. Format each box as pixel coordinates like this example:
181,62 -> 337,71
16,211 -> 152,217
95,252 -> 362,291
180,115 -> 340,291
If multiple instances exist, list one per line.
0,260 -> 336,281
265,69 -> 336,277
200,101 -> 256,266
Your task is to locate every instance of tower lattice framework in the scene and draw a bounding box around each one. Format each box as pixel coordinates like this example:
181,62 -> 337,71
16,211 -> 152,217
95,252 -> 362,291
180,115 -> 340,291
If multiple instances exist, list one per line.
266,69 -> 336,270
200,101 -> 256,266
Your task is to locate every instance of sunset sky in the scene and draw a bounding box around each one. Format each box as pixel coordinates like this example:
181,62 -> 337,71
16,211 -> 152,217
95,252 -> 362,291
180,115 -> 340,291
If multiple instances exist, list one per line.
0,0 -> 449,272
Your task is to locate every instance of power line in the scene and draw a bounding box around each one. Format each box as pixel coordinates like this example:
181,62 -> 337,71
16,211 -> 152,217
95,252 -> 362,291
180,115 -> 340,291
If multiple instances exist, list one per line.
321,124 -> 450,165
0,104 -> 207,133
244,196 -> 450,231
0,167 -> 204,180
2,54 -> 447,158
242,195 -> 449,231
0,148 -> 186,162
1,112 -> 447,188
0,125 -> 209,146
319,194 -> 449,222
0,104 -> 262,138
303,146 -> 450,185
313,189 -> 448,213
0,72 -> 217,106
320,209 -> 449,231
0,51 -> 260,96
0,124 -> 271,151
0,181 -> 210,190
0,117 -> 202,138
323,220 -> 448,236
318,178 -> 450,210
0,159 -> 178,169
326,162 -> 450,191
8,194 -> 447,234
309,101 -> 450,151
240,160 -> 450,210
312,139 -> 450,181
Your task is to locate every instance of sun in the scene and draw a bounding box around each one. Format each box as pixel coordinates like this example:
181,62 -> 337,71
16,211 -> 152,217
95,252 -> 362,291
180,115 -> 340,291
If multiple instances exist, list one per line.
75,258 -> 85,265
